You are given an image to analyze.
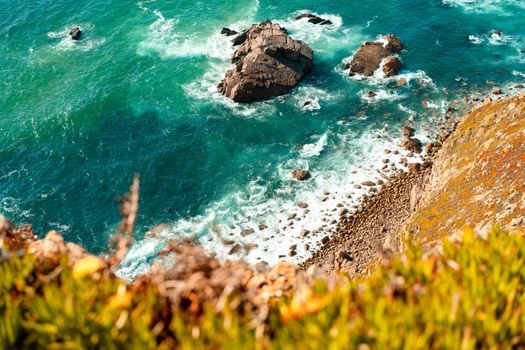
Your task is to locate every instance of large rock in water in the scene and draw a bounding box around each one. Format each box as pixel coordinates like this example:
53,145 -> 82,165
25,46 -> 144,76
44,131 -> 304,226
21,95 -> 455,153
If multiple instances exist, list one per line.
218,20 -> 314,103
346,35 -> 403,77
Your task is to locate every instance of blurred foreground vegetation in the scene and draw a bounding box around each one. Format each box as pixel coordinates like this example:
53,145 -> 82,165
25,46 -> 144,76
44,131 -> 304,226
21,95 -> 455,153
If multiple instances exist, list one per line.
2,227 -> 525,349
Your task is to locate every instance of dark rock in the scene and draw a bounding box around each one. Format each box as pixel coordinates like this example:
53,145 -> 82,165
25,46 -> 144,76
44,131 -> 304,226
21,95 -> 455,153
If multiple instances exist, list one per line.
382,56 -> 402,77
292,169 -> 311,181
402,126 -> 415,138
69,27 -> 82,40
241,228 -> 255,236
297,202 -> 309,208
338,251 -> 353,261
219,21 -> 314,102
228,244 -> 241,255
295,13 -> 333,25
221,27 -> 238,36
424,142 -> 441,156
231,31 -> 247,46
383,34 -> 404,52
321,236 -> 330,244
407,163 -> 421,173
347,35 -> 403,76
403,138 -> 423,153
492,88 -> 502,95
361,180 -> 376,187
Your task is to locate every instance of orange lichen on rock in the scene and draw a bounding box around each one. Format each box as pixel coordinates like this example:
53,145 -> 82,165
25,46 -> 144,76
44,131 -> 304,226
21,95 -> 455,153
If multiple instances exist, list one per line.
403,94 -> 525,241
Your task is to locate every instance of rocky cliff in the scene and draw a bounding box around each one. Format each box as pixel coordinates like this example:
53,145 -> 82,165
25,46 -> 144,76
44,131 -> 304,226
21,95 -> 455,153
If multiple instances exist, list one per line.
304,93 -> 525,274
400,94 -> 525,241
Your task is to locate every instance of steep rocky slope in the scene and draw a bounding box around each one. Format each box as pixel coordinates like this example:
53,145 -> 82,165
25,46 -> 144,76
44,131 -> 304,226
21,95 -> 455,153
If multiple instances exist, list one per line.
402,94 -> 525,241
304,93 -> 525,274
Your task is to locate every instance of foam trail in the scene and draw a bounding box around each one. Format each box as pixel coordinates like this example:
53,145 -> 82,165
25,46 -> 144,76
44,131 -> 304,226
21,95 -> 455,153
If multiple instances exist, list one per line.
442,0 -> 525,15
300,133 -> 328,158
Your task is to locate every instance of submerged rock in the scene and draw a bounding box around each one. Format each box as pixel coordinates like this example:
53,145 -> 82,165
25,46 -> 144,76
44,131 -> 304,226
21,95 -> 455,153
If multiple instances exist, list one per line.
218,20 -> 314,102
295,13 -> 333,25
69,27 -> 82,40
346,35 -> 403,77
221,27 -> 238,36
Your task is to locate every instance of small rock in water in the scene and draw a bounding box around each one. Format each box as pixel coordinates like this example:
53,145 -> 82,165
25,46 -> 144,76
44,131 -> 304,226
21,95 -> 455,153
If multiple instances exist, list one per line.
241,228 -> 255,236
295,13 -> 333,25
292,169 -> 311,181
297,202 -> 309,208
69,27 -> 82,40
396,78 -> 408,87
361,180 -> 376,187
402,125 -> 415,138
221,27 -> 238,36
228,244 -> 241,255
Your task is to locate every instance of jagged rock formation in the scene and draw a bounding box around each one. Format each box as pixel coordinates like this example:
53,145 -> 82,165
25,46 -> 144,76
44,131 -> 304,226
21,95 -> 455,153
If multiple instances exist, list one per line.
345,35 -> 403,76
218,21 -> 314,102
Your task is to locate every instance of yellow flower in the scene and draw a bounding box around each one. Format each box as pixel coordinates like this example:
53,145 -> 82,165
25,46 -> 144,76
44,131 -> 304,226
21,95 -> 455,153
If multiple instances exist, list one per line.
109,285 -> 132,309
72,256 -> 103,279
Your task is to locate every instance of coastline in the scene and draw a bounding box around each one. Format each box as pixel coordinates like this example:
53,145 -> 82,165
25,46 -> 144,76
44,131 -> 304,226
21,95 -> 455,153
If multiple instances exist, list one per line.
301,88 -> 525,274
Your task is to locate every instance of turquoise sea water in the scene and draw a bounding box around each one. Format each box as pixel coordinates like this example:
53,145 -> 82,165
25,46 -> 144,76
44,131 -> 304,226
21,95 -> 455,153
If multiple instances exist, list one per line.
1,0 -> 524,275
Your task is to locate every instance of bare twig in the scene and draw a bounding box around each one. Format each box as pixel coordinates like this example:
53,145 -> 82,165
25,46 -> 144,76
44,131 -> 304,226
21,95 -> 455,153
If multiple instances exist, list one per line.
108,174 -> 140,269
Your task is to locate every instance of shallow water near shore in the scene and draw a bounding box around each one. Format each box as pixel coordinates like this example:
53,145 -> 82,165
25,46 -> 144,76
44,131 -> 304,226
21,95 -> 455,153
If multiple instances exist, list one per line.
1,0 -> 524,277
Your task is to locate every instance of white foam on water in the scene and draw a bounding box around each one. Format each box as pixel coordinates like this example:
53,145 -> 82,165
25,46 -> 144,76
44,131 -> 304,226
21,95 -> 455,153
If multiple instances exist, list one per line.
137,10 -> 231,59
0,197 -> 33,220
275,11 -> 363,57
300,133 -> 328,158
291,85 -> 340,112
398,104 -> 417,120
118,11 -> 436,279
280,11 -> 343,42
119,114 -> 429,280
469,35 -> 484,44
47,23 -> 106,52
359,89 -> 404,103
442,0 -> 525,15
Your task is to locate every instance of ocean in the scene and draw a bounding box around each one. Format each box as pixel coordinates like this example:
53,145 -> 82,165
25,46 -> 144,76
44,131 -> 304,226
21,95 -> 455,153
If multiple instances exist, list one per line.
1,0 -> 524,277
